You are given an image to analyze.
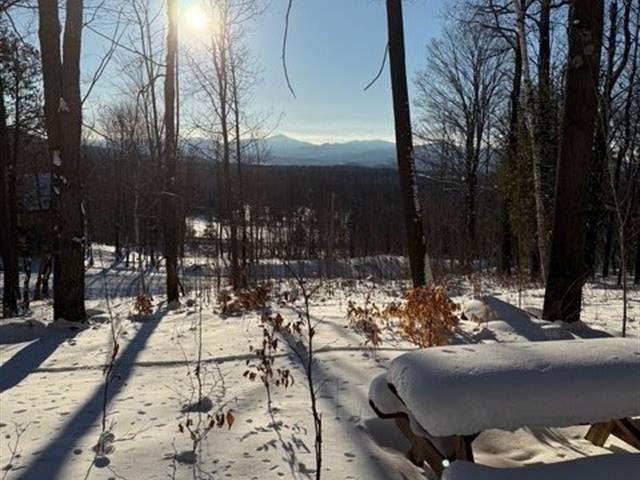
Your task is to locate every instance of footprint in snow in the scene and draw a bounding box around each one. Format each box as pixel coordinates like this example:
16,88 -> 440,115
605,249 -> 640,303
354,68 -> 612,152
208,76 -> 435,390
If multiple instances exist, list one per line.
175,450 -> 197,465
94,456 -> 110,468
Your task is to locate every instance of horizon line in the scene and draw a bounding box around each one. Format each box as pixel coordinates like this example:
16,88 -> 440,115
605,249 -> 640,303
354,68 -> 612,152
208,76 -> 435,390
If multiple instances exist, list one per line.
276,131 -> 396,145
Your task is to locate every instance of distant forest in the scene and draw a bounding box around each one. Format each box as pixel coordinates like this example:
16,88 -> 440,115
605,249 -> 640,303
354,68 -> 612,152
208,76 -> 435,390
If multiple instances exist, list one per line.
14,138 -> 505,274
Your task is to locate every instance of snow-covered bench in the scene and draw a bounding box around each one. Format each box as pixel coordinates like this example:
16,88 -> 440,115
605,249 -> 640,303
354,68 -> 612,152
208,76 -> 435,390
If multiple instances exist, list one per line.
442,454 -> 640,480
369,337 -> 640,476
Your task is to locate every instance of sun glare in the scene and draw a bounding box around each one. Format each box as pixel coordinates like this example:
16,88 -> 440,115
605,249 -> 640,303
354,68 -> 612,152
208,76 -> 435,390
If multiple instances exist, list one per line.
183,5 -> 208,34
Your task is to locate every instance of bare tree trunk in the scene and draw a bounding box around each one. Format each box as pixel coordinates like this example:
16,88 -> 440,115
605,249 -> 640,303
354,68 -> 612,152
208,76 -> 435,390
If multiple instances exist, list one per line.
0,74 -> 19,317
221,85 -> 239,290
618,224 -> 627,335
602,143 -> 629,281
211,12 -> 240,290
535,0 -> 555,276
602,214 -> 615,277
134,151 -> 146,295
0,76 -> 19,316
38,0 -> 86,322
514,0 -> 550,282
586,1 -> 632,275
385,0 -> 427,287
543,0 -> 604,323
230,51 -> 248,288
7,65 -> 20,307
500,44 -> 523,276
634,233 -> 640,285
162,0 -> 180,304
463,129 -> 480,267
22,258 -> 31,309
35,255 -> 52,299
114,168 -> 122,259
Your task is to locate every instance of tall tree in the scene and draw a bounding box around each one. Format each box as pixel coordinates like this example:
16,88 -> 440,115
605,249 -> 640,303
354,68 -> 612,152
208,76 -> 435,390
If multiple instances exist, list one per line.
462,0 -> 524,276
230,44 -> 250,287
543,0 -> 604,323
586,0 -> 633,277
385,0 -> 428,287
212,1 -> 240,291
162,0 -> 180,304
187,0 -> 262,290
37,0 -> 86,322
0,51 -> 17,317
534,0 -> 557,275
124,0 -> 166,267
500,41 -> 523,276
415,24 -> 505,265
0,25 -> 41,317
513,0 -> 553,281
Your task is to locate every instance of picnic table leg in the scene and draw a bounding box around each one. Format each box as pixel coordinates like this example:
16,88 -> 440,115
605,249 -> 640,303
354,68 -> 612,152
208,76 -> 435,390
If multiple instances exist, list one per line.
612,418 -> 640,450
585,421 -> 614,446
395,415 -> 447,477
453,434 -> 475,462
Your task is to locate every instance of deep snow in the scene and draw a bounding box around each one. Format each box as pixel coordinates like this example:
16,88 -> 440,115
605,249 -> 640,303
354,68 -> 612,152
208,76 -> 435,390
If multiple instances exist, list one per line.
384,338 -> 640,436
1,249 -> 638,479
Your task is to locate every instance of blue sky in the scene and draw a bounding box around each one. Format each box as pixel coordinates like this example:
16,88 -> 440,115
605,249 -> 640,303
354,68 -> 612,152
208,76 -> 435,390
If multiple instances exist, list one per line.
12,0 -> 449,143
247,0 -> 447,142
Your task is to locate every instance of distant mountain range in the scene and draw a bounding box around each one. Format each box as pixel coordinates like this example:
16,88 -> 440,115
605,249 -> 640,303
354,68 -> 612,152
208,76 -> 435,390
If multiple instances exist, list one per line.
182,134 -> 482,169
265,134 -> 397,167
182,134 -> 398,167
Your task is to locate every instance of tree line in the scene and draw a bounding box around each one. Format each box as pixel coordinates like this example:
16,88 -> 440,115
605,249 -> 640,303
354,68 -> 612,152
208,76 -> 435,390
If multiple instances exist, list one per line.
1,0 -> 639,327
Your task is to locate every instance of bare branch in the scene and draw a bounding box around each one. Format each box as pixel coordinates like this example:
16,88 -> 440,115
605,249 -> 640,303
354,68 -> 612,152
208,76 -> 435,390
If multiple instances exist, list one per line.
363,42 -> 389,91
281,0 -> 296,98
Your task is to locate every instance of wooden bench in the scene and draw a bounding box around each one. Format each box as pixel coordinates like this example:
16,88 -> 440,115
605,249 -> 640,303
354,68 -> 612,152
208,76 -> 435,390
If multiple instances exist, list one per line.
369,337 -> 640,477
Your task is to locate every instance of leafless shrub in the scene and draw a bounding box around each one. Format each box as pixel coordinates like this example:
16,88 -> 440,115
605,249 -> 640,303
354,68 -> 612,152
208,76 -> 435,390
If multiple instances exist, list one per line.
283,274 -> 323,480
176,270 -> 235,464
244,312 -> 295,412
177,410 -> 235,464
1,422 -> 30,479
346,293 -> 384,356
92,272 -> 121,466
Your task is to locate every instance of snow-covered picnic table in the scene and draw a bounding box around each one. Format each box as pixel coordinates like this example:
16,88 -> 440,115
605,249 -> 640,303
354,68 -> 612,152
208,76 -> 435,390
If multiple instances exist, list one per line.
369,337 -> 640,477
442,454 -> 640,480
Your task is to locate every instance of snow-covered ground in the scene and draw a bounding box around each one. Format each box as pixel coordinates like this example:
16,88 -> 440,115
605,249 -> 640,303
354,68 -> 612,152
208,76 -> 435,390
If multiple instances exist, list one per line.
1,252 -> 638,479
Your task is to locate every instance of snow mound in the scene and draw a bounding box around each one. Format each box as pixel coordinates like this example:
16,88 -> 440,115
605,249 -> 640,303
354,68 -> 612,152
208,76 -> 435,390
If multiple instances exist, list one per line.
442,454 -> 640,480
368,373 -> 455,456
462,299 -> 493,323
368,374 -> 406,417
387,338 -> 640,436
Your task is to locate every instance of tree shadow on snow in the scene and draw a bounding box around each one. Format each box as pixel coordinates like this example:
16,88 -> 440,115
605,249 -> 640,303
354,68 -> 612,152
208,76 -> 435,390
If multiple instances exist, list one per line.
15,311 -> 166,480
0,322 -> 78,394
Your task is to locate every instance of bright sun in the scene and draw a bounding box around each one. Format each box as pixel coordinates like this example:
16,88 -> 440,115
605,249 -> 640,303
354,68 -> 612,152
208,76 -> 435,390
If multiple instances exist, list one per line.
183,5 -> 208,33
